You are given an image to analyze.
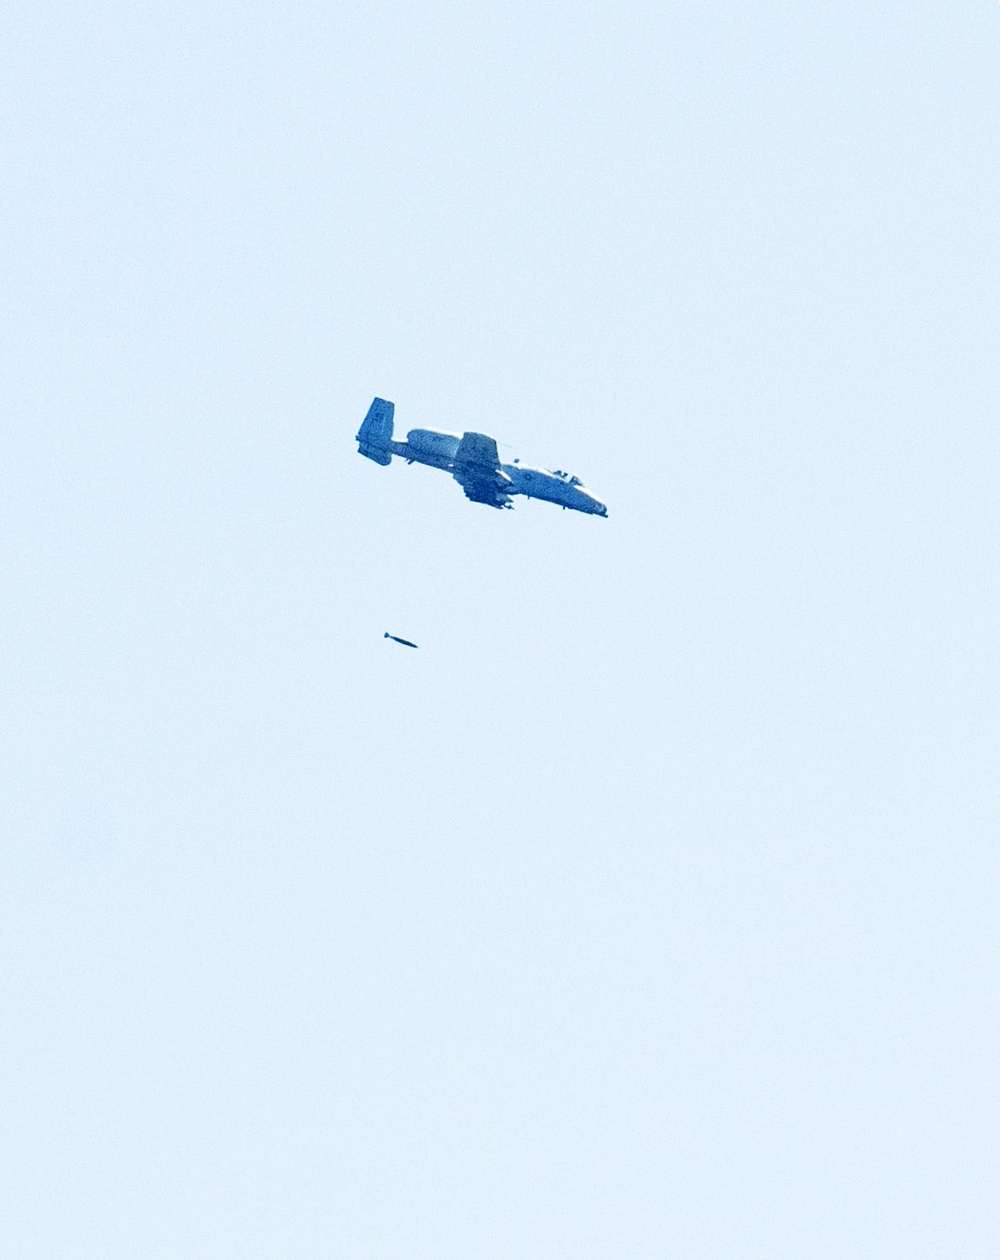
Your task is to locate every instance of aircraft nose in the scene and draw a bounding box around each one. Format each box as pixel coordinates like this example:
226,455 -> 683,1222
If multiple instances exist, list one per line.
579,491 -> 607,516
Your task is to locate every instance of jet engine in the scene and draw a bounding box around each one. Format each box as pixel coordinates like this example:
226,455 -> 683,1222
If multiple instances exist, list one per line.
405,429 -> 461,460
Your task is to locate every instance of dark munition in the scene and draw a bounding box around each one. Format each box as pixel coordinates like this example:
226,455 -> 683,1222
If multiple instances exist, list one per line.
384,632 -> 418,649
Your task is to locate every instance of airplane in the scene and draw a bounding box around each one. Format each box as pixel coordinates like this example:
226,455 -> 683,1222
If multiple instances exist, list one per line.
356,398 -> 608,516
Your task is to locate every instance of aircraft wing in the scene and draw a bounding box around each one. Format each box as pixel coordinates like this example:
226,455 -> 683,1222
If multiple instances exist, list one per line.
455,431 -> 501,469
452,432 -> 513,508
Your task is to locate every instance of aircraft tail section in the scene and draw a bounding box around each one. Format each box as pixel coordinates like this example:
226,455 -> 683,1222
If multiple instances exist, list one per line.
357,397 -> 395,465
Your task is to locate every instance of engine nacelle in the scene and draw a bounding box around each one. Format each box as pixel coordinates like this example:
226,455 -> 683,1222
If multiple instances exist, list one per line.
405,428 -> 461,460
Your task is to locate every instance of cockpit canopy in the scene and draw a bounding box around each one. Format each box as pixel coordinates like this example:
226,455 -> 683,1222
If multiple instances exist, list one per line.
551,470 -> 582,486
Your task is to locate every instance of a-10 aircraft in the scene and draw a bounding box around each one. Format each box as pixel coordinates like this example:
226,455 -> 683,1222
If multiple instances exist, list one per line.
356,398 -> 608,516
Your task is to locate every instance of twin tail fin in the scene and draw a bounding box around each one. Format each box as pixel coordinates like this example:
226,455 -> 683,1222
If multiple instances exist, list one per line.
357,398 -> 395,465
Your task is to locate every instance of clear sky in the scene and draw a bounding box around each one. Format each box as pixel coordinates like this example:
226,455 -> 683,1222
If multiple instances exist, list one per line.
2,1 -> 998,1255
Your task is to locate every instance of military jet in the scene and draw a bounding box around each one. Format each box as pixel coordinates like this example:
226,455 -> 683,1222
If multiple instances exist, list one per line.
356,398 -> 608,516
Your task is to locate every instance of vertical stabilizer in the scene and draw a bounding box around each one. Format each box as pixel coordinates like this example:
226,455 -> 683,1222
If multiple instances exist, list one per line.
357,398 -> 395,465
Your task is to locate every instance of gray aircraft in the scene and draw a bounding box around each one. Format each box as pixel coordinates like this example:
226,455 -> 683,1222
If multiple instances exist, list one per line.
356,398 -> 608,516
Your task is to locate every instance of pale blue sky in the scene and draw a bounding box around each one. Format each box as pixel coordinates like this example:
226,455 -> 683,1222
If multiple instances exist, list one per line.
2,2 -> 999,1256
